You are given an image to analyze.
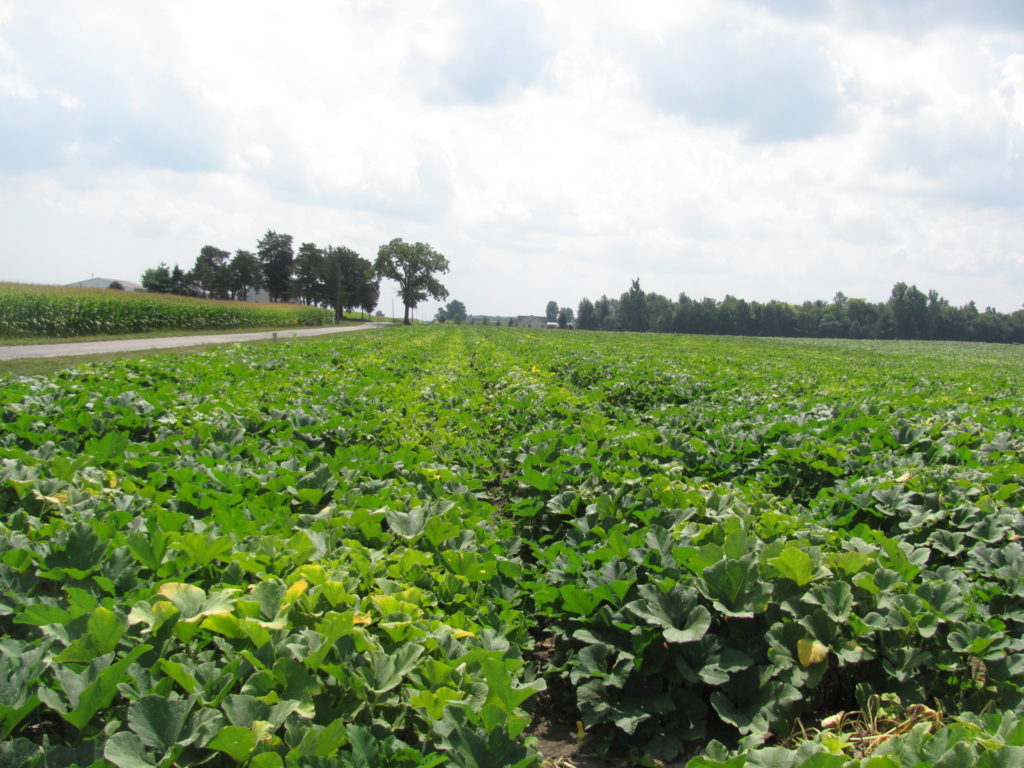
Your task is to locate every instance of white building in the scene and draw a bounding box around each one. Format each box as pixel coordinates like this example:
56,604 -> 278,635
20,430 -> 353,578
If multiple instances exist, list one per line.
514,315 -> 548,328
67,278 -> 144,291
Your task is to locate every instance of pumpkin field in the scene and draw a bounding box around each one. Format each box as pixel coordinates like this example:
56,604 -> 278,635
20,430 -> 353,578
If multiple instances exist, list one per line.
0,326 -> 1022,767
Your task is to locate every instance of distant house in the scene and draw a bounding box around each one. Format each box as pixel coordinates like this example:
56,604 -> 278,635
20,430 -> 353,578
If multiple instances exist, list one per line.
67,277 -> 144,291
514,315 -> 547,329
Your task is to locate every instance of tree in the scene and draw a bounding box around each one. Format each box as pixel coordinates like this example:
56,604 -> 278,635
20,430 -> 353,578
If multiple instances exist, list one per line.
374,238 -> 450,325
352,259 -> 381,319
293,242 -> 326,305
191,245 -> 231,299
323,246 -> 376,321
228,250 -> 261,301
108,280 -> 124,290
618,279 -> 648,332
141,263 -> 172,293
436,299 -> 467,324
557,306 -> 574,328
888,282 -> 928,339
577,298 -> 595,330
545,301 -> 559,323
169,264 -> 197,296
257,230 -> 294,302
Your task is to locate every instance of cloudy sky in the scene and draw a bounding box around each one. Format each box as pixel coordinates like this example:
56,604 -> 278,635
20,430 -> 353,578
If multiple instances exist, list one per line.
2,1 -> 1023,318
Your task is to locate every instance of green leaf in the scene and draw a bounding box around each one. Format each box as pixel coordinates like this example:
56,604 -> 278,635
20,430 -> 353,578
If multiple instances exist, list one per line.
157,659 -> 199,695
700,554 -> 767,617
126,530 -> 168,572
345,724 -> 380,765
627,582 -> 710,643
410,686 -> 465,719
127,695 -> 194,752
84,430 -> 131,461
768,546 -> 815,586
359,645 -> 424,694
482,658 -> 545,713
251,752 -> 285,768
41,644 -> 151,730
560,584 -> 602,616
814,582 -> 853,624
311,717 -> 348,758
177,530 -> 234,566
222,694 -> 270,727
385,506 -> 431,539
104,731 -> 156,768
665,605 -> 712,644
13,602 -> 72,627
207,724 -> 257,763
56,606 -> 125,663
157,583 -> 236,621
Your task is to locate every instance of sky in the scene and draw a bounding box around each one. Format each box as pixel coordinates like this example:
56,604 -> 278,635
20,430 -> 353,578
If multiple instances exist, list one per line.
1,0 -> 1023,319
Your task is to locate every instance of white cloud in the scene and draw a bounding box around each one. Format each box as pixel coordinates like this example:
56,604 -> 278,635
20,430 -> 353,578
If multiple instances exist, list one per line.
1,0 -> 1023,316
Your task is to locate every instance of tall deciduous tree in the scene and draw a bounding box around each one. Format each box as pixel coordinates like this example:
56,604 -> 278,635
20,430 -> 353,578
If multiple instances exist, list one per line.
141,263 -> 173,293
323,246 -> 378,320
618,278 -> 648,332
888,281 -> 928,339
257,230 -> 294,302
191,245 -> 231,299
293,242 -> 326,305
229,250 -> 261,301
374,238 -> 450,325
436,299 -> 467,324
545,301 -> 559,322
576,297 -> 595,330
355,272 -> 381,319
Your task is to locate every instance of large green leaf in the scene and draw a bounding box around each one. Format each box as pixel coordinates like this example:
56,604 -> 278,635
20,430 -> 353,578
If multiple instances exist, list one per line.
55,606 -> 125,663
39,644 -> 151,730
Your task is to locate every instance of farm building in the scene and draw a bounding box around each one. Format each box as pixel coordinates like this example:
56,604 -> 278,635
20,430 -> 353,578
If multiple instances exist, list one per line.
514,315 -> 548,328
67,277 -> 144,291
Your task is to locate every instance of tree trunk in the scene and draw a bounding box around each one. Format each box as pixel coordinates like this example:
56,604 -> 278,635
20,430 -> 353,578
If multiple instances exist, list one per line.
403,304 -> 411,325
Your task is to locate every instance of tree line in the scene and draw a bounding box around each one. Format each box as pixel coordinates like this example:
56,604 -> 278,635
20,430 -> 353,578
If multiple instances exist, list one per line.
141,232 -> 450,324
572,280 -> 1024,344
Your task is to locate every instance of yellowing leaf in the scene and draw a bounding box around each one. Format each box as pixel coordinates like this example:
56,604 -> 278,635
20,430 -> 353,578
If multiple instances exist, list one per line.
35,490 -> 69,505
352,612 -> 373,625
797,638 -> 829,667
157,582 -> 237,621
320,581 -> 350,607
283,579 -> 308,607
296,565 -> 326,585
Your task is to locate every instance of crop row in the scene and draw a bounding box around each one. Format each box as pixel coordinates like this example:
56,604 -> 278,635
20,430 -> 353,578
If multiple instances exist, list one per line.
0,283 -> 333,338
0,327 -> 1021,766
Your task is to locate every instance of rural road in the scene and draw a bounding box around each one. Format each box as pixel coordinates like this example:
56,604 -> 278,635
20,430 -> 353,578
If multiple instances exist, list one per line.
0,322 -> 387,360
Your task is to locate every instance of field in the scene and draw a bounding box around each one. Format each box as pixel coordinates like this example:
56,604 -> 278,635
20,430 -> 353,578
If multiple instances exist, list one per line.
0,283 -> 334,338
1,326 -> 1022,767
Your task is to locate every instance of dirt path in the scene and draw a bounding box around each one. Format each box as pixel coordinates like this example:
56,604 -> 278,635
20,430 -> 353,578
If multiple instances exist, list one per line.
0,323 -> 387,360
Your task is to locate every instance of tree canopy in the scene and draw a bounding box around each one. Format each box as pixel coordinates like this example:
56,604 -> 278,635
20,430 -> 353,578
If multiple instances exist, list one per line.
138,233 -> 379,319
257,231 -> 295,302
436,299 -> 467,324
374,238 -> 450,325
572,280 -> 1024,343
